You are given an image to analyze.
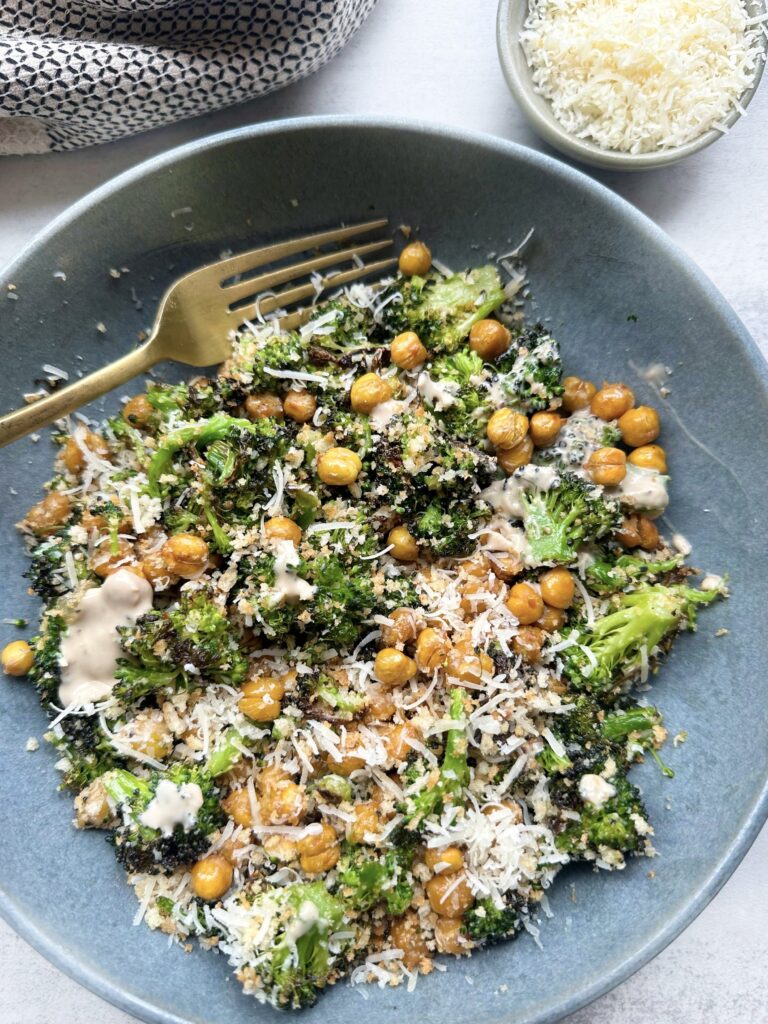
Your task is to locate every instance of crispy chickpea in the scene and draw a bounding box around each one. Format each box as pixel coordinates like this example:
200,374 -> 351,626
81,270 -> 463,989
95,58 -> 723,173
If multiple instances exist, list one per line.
389,913 -> 428,969
424,846 -> 463,875
586,446 -> 627,487
258,770 -> 307,825
446,640 -> 493,684
529,411 -> 565,448
380,607 -> 422,648
459,576 -> 500,615
505,582 -> 544,625
122,394 -> 153,428
399,240 -> 432,277
366,683 -> 397,721
264,516 -> 302,545
62,430 -> 110,475
282,389 -> 317,424
562,376 -> 596,413
387,525 -> 418,562
591,382 -> 635,421
239,675 -> 286,722
329,733 -> 366,776
434,917 -> 470,956
91,538 -> 136,578
222,787 -> 254,828
391,331 -> 427,369
628,444 -> 667,473
487,408 -> 529,450
161,533 -> 209,578
426,872 -> 474,918
539,567 -> 575,609
489,553 -> 523,582
415,627 -> 451,672
348,801 -> 380,844
469,319 -> 511,360
617,514 -> 660,551
538,605 -> 567,634
24,491 -> 71,535
350,372 -> 393,414
191,854 -> 233,901
297,822 -> 340,875
262,834 -> 299,864
1,640 -> 34,676
244,392 -> 283,420
316,447 -> 362,486
619,406 -> 660,447
497,435 -> 534,473
117,709 -> 173,760
512,625 -> 544,663
141,549 -> 175,586
375,648 -> 417,689
384,721 -> 420,761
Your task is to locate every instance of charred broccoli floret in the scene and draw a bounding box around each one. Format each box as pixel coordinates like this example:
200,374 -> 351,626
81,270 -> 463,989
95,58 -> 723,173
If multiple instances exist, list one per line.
585,551 -> 682,594
424,350 -> 493,443
337,841 -> 416,916
495,324 -> 563,412
520,472 -> 620,565
411,500 -> 483,558
556,773 -> 649,859
462,897 -> 522,945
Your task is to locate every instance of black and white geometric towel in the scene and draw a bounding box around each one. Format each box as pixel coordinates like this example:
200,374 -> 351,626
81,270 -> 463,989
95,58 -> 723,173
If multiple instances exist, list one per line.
0,0 -> 378,155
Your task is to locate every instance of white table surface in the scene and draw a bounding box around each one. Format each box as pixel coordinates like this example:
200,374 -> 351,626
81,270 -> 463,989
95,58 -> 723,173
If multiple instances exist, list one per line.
1,1 -> 766,1022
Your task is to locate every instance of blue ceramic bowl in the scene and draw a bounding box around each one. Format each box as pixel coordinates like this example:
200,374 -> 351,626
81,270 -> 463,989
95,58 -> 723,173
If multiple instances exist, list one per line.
1,117 -> 767,1024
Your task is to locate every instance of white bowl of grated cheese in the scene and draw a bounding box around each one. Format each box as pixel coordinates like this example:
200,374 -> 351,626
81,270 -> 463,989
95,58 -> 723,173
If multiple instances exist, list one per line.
497,0 -> 767,169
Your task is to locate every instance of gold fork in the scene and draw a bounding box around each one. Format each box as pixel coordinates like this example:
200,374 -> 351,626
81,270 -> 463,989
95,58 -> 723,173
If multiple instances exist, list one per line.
0,219 -> 395,448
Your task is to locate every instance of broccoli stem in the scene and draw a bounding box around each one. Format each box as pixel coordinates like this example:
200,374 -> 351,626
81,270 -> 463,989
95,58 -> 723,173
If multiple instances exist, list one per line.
206,728 -> 246,777
406,687 -> 468,826
147,413 -> 257,495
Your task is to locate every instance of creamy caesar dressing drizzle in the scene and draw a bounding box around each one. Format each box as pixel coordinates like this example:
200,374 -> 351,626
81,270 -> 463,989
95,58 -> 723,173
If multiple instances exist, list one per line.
608,464 -> 669,516
59,569 -> 154,706
481,464 -> 560,520
138,779 -> 204,836
285,900 -> 321,944
416,371 -> 459,411
270,539 -> 316,604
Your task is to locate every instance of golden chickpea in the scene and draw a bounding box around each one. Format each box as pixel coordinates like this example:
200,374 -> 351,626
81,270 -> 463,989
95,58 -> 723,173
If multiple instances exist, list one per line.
161,533 -> 209,578
628,444 -> 667,473
380,608 -> 422,648
317,447 -> 362,486
505,582 -> 544,625
591,382 -> 635,421
222,787 -> 254,828
389,913 -> 428,969
487,408 -> 529,450
391,331 -> 427,369
91,539 -> 136,578
529,411 -> 565,448
399,240 -> 432,277
586,446 -> 627,487
282,389 -> 317,424
434,917 -> 470,956
24,491 -> 71,535
497,436 -> 534,473
62,431 -> 110,475
239,675 -> 286,722
617,514 -> 660,552
426,872 -> 474,918
415,627 -> 451,672
122,394 -> 153,428
511,625 -> 544,663
141,549 -> 175,586
618,406 -> 660,448
245,392 -> 283,420
562,376 -> 597,413
258,771 -> 307,825
329,733 -> 366,776
348,802 -> 380,844
297,822 -> 340,875
375,648 -> 417,689
366,683 -> 397,722
383,721 -> 420,761
350,373 -> 394,414
191,854 -> 233,901
446,640 -> 493,684
539,567 -> 575,609
469,319 -> 511,361
117,709 -> 173,760
264,516 -> 302,545
489,553 -> 523,581
424,846 -> 463,875
538,606 -> 567,634
387,525 -> 418,562
459,576 -> 500,615
1,640 -> 34,676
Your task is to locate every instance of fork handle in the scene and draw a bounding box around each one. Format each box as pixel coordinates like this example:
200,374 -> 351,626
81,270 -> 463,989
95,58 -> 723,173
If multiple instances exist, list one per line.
0,342 -> 157,448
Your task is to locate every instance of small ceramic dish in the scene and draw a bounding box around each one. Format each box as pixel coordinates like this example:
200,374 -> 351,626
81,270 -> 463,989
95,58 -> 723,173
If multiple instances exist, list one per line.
496,0 -> 767,170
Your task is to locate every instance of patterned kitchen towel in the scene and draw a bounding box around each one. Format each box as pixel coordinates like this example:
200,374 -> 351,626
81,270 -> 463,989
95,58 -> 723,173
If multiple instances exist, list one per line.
0,0 -> 377,155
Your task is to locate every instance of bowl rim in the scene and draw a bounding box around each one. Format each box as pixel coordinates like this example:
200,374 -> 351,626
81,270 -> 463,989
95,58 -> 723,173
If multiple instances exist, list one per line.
496,0 -> 768,171
1,114 -> 767,1024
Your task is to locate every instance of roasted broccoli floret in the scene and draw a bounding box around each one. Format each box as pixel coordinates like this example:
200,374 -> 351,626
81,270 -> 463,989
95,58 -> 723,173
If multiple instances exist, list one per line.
563,583 -> 722,695
602,705 -> 673,777
337,841 -> 416,916
411,500 -> 483,558
381,266 -> 506,354
556,773 -> 649,858
520,472 -> 620,565
462,897 -> 521,945
302,299 -> 379,355
102,763 -> 225,873
424,350 -> 493,443
24,535 -> 75,600
495,324 -> 563,412
403,688 -> 468,826
311,673 -> 367,718
536,410 -> 619,470
114,593 -> 247,703
585,551 -> 682,594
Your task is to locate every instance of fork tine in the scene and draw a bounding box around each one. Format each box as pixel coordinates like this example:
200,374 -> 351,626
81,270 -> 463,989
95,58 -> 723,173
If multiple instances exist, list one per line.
210,219 -> 389,283
231,256 -> 398,325
224,239 -> 392,309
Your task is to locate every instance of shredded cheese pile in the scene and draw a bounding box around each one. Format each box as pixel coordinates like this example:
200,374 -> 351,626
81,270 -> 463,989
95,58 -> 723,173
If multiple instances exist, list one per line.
521,0 -> 766,153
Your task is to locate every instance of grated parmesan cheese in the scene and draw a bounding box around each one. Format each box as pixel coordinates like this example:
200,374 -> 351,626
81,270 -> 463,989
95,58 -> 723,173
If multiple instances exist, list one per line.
521,0 -> 765,153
